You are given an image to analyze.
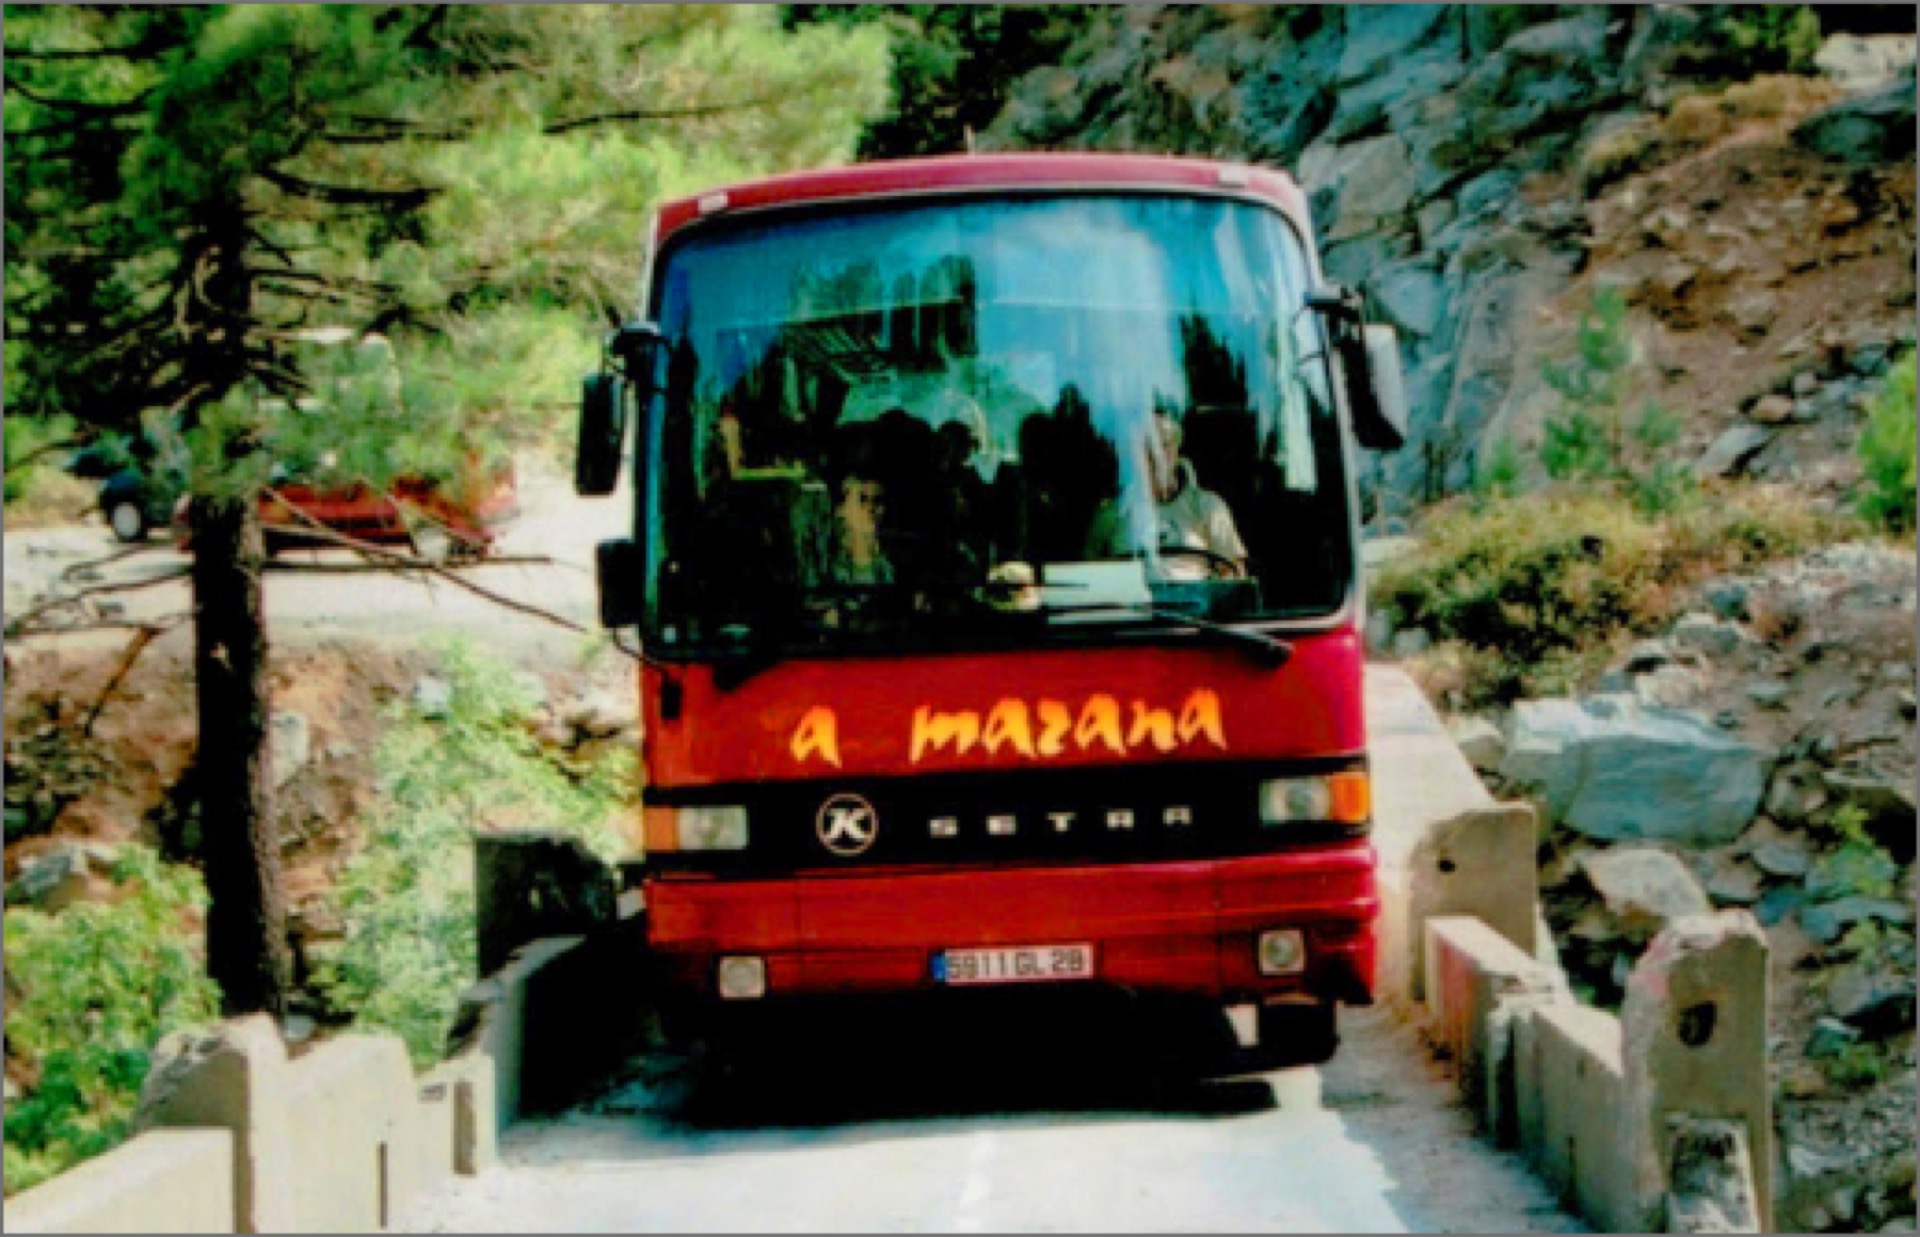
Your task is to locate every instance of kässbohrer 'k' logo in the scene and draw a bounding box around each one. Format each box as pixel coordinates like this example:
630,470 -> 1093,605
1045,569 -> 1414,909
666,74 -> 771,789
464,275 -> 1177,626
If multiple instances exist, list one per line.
816,793 -> 879,857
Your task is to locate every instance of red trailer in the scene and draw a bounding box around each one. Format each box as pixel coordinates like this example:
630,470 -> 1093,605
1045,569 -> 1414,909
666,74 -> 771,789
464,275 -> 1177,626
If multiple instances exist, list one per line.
578,153 -> 1409,1063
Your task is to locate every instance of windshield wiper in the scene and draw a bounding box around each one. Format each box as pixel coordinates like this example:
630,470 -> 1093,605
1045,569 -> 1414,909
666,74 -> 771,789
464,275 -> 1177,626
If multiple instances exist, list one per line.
1038,601 -> 1293,667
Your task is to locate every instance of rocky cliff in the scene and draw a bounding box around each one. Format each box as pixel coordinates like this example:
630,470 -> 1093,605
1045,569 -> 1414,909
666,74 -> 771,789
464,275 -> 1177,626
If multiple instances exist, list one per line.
984,5 -> 1916,513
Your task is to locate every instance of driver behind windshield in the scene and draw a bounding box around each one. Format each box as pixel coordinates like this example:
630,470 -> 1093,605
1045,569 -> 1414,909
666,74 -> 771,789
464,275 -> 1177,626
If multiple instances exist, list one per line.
1088,411 -> 1248,581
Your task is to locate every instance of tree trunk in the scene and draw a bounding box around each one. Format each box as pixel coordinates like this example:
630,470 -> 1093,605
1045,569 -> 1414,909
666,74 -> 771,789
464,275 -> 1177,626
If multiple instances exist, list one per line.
191,489 -> 289,1016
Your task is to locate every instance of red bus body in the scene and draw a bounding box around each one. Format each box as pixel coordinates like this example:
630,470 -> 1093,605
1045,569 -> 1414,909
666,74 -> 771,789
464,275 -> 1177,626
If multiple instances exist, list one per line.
628,154 -> 1379,1031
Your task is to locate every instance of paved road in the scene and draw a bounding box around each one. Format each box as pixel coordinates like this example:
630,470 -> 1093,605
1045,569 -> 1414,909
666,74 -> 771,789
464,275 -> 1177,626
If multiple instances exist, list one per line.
402,1001 -> 1578,1234
399,673 -> 1580,1235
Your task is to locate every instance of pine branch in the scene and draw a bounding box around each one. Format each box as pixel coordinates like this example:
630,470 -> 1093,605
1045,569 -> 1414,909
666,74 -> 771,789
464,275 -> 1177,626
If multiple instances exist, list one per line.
258,168 -> 435,210
542,98 -> 772,136
5,78 -> 151,115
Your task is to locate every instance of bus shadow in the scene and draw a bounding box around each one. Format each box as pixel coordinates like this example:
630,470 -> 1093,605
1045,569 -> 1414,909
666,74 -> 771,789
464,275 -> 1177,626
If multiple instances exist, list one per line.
588,992 -> 1286,1133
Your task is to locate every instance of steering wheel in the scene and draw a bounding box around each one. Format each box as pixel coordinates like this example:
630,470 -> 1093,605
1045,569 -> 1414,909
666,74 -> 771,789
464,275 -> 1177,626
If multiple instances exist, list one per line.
1153,544 -> 1248,580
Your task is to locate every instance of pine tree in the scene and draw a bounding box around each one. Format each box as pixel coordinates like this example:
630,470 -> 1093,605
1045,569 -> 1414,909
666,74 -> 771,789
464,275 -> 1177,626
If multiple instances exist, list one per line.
5,4 -> 887,1015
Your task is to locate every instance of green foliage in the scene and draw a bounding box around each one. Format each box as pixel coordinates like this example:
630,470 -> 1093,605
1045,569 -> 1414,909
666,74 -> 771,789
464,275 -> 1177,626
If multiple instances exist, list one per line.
1823,1041 -> 1889,1088
1812,805 -> 1899,900
784,5 -> 1092,159
1540,288 -> 1635,482
314,640 -> 634,1068
1475,437 -> 1524,501
6,5 -> 891,497
1375,486 -> 1852,707
3,412 -> 78,506
1857,353 -> 1916,534
1707,5 -> 1824,74
3,849 -> 220,1196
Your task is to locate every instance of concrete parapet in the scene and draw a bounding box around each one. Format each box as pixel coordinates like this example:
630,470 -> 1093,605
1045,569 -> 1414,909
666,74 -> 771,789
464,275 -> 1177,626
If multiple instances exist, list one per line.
1623,911 -> 1772,1232
4,1130 -> 235,1234
1513,1003 -> 1632,1230
448,934 -> 585,1130
1404,802 -> 1542,1003
1423,915 -> 1560,1134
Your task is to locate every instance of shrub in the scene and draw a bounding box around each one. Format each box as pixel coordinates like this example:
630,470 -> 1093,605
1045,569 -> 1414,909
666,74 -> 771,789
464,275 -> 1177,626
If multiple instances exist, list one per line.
313,639 -> 635,1067
1857,353 -> 1916,533
3,849 -> 219,1195
1374,485 -> 1855,707
1709,5 -> 1823,75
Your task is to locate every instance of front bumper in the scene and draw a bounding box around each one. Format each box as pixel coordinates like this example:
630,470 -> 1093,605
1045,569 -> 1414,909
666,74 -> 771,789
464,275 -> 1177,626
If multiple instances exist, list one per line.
646,840 -> 1378,1006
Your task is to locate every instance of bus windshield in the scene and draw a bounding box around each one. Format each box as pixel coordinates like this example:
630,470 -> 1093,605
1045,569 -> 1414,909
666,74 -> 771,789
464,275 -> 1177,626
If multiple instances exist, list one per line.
644,193 -> 1353,657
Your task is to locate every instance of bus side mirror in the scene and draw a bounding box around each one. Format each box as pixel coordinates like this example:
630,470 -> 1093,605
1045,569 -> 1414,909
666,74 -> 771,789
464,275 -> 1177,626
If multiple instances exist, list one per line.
596,538 -> 644,628
1308,286 -> 1407,453
576,373 -> 627,496
1357,324 -> 1409,452
576,322 -> 665,497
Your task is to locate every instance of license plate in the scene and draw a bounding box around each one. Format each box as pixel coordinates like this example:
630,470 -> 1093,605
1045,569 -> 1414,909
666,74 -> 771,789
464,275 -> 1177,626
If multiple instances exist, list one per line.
933,944 -> 1094,986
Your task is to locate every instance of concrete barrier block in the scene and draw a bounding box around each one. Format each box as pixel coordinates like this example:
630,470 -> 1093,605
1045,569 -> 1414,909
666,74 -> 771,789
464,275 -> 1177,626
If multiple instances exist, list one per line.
1406,802 -> 1542,1002
1366,667 -> 1498,1006
1513,1002 -> 1633,1230
1666,1115 -> 1763,1233
1423,916 -> 1559,1131
279,1033 -> 422,1230
5,1130 -> 235,1234
449,935 -> 583,1130
423,1054 -> 498,1175
136,1015 -> 297,1233
1623,911 -> 1772,1232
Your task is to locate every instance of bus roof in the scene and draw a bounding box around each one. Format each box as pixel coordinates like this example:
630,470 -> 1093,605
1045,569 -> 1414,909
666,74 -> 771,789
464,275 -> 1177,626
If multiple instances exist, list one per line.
652,152 -> 1308,245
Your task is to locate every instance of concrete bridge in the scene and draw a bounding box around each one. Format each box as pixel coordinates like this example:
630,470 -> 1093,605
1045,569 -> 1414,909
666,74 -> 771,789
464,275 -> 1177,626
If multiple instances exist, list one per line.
8,669 -> 1772,1234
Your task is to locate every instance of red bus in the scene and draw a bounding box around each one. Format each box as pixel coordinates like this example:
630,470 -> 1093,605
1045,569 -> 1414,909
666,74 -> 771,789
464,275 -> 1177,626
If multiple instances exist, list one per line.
578,153 -> 1409,1065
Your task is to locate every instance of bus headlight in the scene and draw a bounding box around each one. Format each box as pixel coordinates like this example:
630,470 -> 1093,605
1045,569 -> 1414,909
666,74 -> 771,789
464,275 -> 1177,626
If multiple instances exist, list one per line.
643,805 -> 749,852
1257,772 -> 1370,827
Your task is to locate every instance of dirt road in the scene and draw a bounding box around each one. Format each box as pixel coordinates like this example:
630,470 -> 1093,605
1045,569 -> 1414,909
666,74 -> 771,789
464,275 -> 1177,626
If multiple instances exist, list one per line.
3,463 -> 629,650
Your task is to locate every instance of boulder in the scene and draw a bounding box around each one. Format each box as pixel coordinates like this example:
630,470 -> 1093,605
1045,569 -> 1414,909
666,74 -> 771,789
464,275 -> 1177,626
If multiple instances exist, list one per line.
1765,761 -> 1829,827
1815,34 -> 1920,95
1501,697 -> 1767,845
1335,4 -> 1451,84
1581,847 -> 1712,936
412,673 -> 453,719
1673,613 -> 1743,657
1801,897 -> 1916,946
1694,424 -> 1774,479
1828,962 -> 1917,1036
1805,1016 -> 1862,1060
1750,839 -> 1811,880
1301,134 -> 1418,240
1746,681 -> 1791,710
1624,639 -> 1677,674
1705,582 -> 1751,623
1448,715 -> 1506,773
1391,627 -> 1433,658
1748,395 -> 1797,425
7,841 -> 119,912
1794,69 -> 1918,165
1703,858 -> 1765,907
269,711 -> 310,790
1370,263 -> 1449,339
